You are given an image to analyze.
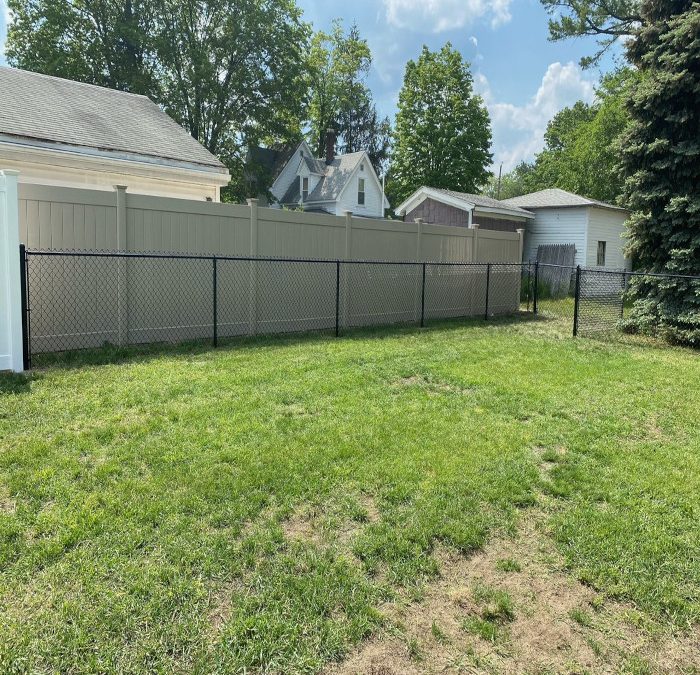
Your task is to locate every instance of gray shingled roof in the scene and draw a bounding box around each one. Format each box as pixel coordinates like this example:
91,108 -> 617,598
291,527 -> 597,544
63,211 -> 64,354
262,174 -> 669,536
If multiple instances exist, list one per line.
0,67 -> 226,170
430,188 -> 534,216
502,188 -> 627,212
306,152 -> 365,202
303,155 -> 326,174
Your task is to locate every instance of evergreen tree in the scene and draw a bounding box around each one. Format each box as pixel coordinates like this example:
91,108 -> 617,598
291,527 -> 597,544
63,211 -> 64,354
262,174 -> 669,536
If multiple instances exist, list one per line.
621,0 -> 700,344
391,44 -> 492,206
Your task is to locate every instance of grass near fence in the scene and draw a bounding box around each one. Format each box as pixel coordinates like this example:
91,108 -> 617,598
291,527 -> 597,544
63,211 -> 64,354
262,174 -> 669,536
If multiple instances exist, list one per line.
1,316 -> 699,672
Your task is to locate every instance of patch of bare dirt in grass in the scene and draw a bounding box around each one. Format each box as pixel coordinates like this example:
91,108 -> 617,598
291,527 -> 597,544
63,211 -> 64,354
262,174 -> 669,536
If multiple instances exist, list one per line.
324,506 -> 700,675
207,577 -> 245,635
281,507 -> 324,545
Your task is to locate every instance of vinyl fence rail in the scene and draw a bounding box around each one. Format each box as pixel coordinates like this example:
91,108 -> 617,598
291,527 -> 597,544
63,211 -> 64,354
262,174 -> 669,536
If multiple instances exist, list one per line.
21,248 -> 528,366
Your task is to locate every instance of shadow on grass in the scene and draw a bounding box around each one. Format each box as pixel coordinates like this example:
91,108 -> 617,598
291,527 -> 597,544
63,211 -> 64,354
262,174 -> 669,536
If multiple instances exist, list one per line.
0,372 -> 36,395
25,312 -> 540,373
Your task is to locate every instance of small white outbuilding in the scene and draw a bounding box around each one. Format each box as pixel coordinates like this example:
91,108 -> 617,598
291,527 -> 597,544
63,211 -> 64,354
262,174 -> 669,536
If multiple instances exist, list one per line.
502,188 -> 631,269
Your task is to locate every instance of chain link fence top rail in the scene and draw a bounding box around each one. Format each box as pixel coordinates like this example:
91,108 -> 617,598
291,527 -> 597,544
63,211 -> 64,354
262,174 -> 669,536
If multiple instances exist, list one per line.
22,248 -> 530,363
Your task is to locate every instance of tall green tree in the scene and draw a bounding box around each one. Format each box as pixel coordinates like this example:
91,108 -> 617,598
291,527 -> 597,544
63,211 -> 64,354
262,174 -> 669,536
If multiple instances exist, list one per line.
535,69 -> 635,202
391,44 -> 492,206
620,0 -> 700,345
6,0 -> 310,200
307,20 -> 391,175
489,68 -> 635,203
6,0 -> 158,94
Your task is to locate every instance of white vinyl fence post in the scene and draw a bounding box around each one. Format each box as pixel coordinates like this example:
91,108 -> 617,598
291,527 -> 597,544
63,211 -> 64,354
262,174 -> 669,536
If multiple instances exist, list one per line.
516,228 -> 525,263
0,170 -> 24,372
471,223 -> 480,262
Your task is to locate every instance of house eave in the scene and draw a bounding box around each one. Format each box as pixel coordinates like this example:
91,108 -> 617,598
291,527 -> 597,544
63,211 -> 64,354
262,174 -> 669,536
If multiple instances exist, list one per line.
474,205 -> 534,220
518,203 -> 629,214
395,187 -> 475,217
0,136 -> 231,186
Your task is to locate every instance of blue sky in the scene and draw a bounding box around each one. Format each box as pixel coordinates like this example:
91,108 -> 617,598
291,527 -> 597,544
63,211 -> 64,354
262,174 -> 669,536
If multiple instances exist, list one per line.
0,0 -> 618,171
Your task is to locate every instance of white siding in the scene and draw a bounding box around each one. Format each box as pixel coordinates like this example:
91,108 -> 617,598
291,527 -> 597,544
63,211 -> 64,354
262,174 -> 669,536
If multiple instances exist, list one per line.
0,145 -> 226,202
585,207 -> 630,269
523,207 -> 588,265
336,166 -> 384,218
270,141 -> 310,204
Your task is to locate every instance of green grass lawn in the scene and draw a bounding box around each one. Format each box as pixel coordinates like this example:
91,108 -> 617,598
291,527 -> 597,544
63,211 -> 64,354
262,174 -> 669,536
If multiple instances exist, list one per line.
1,318 -> 699,673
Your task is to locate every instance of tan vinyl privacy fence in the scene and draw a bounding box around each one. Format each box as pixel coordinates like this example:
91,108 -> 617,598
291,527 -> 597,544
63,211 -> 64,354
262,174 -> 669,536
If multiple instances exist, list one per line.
18,184 -> 525,355
18,184 -> 523,262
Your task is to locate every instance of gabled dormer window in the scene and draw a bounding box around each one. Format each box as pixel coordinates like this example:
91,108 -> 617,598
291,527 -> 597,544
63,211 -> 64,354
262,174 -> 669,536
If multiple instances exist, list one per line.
301,176 -> 309,201
358,178 -> 366,206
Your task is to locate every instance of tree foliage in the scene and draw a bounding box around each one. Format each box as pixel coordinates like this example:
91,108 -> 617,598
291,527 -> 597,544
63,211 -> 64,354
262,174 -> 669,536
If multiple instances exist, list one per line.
483,162 -> 539,200
307,21 -> 391,175
489,68 -> 635,203
6,0 -> 311,201
390,44 -> 492,207
540,0 -> 642,66
620,0 -> 700,345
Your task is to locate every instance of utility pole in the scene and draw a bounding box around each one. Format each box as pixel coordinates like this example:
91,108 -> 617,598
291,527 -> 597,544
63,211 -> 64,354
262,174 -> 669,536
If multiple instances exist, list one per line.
496,162 -> 503,200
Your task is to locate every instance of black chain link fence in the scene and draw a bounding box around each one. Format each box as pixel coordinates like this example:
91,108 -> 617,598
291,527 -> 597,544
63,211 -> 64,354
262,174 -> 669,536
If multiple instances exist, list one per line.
21,248 -> 531,366
21,248 -> 696,366
529,262 -> 700,341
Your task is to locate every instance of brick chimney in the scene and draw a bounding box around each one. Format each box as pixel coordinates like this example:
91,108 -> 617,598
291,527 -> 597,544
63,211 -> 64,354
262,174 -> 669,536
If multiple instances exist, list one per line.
325,129 -> 336,165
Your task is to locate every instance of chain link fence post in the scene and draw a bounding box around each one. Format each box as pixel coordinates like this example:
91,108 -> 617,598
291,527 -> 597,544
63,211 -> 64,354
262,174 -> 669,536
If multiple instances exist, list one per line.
484,263 -> 491,320
335,260 -> 340,337
572,265 -> 581,337
420,262 -> 426,327
212,257 -> 218,347
533,261 -> 539,315
19,243 -> 30,369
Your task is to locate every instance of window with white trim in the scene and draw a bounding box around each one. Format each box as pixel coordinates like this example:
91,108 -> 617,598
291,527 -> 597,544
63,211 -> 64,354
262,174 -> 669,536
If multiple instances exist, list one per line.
358,178 -> 366,206
301,176 -> 309,201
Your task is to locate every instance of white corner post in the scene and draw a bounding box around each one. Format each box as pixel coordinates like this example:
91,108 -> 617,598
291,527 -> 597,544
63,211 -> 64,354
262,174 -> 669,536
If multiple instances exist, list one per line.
471,223 -> 480,263
0,170 -> 24,372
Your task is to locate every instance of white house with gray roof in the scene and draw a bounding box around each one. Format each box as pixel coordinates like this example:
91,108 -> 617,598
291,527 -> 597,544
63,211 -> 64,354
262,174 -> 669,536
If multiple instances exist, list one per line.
268,135 -> 389,218
0,67 -> 230,201
502,188 -> 631,269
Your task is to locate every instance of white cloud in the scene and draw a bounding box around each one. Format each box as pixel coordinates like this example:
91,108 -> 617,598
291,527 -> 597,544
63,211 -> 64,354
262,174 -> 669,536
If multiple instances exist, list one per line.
475,62 -> 596,171
383,0 -> 513,32
0,1 -> 11,59
2,0 -> 11,26
469,35 -> 478,47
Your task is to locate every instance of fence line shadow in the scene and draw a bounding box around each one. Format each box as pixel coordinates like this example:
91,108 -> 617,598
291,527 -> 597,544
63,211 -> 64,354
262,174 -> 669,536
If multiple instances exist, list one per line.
26,312 -> 538,372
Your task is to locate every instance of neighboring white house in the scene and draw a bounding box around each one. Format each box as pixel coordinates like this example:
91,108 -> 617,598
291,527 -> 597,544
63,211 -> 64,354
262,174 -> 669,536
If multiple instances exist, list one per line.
502,189 -> 631,269
394,186 -> 535,232
0,67 -> 230,201
266,135 -> 389,218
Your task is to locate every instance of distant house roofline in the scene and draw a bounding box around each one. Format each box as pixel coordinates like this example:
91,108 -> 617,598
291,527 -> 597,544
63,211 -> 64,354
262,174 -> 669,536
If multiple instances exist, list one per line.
395,186 -> 534,220
502,188 -> 629,213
